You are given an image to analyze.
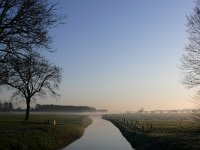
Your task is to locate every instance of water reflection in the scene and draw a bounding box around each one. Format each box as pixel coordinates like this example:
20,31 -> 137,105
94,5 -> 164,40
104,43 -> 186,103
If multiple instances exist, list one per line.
63,115 -> 134,150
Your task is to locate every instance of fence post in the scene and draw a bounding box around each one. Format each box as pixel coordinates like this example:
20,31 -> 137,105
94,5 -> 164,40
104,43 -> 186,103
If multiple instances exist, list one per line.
53,120 -> 56,126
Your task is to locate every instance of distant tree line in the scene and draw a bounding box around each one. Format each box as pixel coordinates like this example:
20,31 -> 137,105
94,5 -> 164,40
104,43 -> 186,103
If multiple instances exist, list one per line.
0,102 -> 107,112
0,102 -> 13,111
33,104 -> 96,112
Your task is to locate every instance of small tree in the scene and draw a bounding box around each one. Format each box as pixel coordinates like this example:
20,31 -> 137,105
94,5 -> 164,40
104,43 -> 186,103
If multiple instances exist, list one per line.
181,0 -> 200,121
0,50 -> 62,120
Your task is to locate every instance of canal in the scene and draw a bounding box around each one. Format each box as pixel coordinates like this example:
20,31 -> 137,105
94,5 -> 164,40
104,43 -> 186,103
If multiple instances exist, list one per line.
63,115 -> 134,150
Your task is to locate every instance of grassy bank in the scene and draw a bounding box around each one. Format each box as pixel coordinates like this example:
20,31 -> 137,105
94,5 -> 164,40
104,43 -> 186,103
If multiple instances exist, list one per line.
103,113 -> 200,150
0,113 -> 92,150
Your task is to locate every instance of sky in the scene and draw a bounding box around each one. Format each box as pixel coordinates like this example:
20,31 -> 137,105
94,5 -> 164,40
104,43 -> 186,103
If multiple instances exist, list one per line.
45,0 -> 196,112
1,0 -> 196,112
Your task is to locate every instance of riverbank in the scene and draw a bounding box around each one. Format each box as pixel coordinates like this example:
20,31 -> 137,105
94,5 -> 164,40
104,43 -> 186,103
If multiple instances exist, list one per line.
0,113 -> 92,150
103,114 -> 200,150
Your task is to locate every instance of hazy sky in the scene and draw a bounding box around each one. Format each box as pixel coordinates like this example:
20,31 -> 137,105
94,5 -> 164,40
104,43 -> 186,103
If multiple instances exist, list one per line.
2,0 -> 196,112
44,0 -> 197,112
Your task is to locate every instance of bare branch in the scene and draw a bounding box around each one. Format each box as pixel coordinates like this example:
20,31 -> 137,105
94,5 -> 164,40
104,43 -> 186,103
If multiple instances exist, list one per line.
180,0 -> 200,122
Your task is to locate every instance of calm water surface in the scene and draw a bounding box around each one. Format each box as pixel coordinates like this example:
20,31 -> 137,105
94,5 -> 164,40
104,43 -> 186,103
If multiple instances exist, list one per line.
63,116 -> 134,150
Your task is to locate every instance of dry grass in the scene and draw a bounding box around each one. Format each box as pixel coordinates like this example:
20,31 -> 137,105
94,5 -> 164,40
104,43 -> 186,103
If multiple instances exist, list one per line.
0,113 -> 92,150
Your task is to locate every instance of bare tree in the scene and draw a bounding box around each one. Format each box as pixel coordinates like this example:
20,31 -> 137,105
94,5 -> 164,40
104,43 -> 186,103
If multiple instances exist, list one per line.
0,50 -> 62,120
0,0 -> 64,53
0,0 -> 65,87
181,0 -> 200,121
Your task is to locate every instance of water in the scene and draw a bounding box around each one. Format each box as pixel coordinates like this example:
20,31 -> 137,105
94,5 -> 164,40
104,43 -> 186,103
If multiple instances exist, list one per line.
63,116 -> 134,150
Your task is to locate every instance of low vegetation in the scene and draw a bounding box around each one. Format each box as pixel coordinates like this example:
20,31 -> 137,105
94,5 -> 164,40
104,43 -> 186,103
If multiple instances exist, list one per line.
103,113 -> 200,150
0,113 -> 92,150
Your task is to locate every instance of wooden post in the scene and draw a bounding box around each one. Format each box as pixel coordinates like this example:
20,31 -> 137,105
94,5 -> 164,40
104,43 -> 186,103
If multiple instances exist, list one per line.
53,120 -> 56,126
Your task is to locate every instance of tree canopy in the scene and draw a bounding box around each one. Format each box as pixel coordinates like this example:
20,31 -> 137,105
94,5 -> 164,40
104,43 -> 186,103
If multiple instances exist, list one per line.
181,0 -> 200,91
0,0 -> 63,53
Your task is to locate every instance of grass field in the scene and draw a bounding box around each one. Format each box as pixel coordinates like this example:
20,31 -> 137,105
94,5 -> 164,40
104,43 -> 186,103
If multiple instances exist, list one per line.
0,113 -> 92,150
103,113 -> 200,150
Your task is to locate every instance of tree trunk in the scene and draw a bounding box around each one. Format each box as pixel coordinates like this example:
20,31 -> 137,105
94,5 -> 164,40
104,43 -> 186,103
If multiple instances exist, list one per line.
25,98 -> 31,120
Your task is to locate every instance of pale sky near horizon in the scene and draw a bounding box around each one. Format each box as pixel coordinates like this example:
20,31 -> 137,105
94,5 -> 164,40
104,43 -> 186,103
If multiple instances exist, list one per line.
0,0 -> 196,112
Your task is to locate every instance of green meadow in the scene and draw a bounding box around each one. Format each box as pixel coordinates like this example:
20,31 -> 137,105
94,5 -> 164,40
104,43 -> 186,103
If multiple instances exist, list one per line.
103,113 -> 200,150
0,113 -> 92,150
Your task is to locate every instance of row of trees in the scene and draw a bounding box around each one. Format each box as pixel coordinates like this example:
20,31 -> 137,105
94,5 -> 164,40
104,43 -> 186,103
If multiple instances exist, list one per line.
34,104 -> 96,112
0,0 -> 64,120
